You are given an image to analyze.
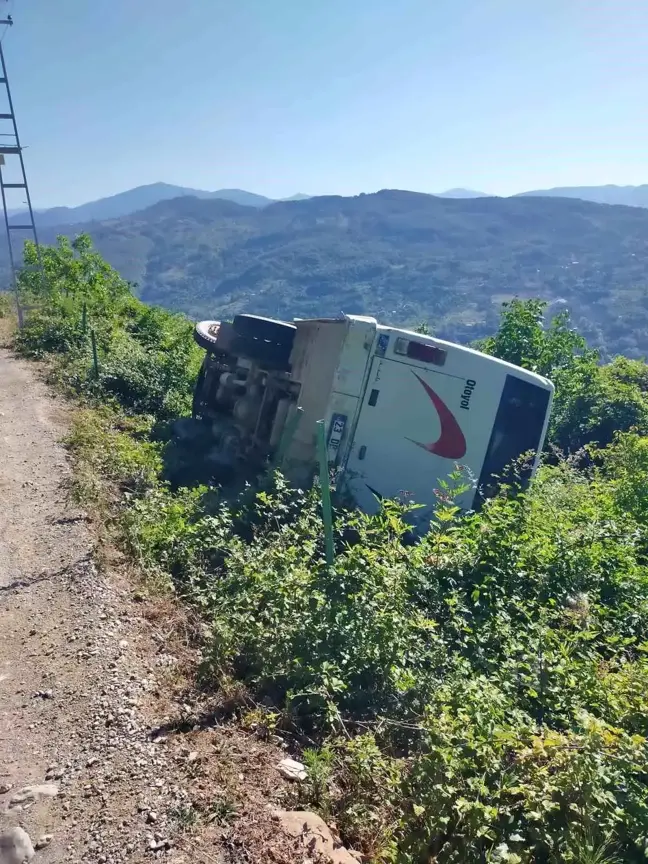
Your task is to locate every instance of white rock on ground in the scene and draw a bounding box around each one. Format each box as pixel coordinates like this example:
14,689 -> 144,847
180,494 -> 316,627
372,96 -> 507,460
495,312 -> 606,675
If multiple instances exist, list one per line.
7,784 -> 58,810
277,758 -> 307,781
0,826 -> 35,864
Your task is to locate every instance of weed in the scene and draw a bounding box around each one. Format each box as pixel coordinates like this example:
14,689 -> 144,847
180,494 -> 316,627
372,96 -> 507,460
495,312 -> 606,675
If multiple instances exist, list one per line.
169,803 -> 198,833
0,291 -> 13,318
206,796 -> 238,825
302,745 -> 335,816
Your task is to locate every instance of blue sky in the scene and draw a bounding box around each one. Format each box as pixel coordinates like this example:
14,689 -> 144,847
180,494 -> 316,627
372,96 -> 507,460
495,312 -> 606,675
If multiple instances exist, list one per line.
3,0 -> 648,207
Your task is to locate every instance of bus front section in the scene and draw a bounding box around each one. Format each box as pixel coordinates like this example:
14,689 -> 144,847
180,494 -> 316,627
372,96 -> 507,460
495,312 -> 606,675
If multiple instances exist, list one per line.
338,327 -> 554,528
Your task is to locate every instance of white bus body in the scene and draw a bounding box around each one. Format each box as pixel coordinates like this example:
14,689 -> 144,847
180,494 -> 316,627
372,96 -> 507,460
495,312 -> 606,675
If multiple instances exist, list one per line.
193,314 -> 554,522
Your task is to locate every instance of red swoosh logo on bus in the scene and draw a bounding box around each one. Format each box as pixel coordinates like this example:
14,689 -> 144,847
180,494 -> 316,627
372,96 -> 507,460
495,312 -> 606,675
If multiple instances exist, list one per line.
407,372 -> 467,459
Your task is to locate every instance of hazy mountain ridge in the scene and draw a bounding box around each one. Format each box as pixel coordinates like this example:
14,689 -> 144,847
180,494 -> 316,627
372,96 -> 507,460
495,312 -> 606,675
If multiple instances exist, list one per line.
30,188 -> 648,359
517,184 -> 648,208
10,183 -> 307,228
19,181 -> 648,230
435,188 -> 491,198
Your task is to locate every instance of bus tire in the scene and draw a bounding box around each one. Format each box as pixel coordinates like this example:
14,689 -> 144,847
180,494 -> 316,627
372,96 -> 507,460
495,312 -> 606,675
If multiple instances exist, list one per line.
194,320 -> 222,352
232,314 -> 296,347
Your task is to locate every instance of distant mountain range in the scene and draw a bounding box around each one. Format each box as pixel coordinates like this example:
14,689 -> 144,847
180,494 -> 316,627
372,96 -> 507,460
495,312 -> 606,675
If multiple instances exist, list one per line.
435,186 -> 648,206
10,183 -> 310,228
23,188 -> 648,360
436,185 -> 648,207
435,188 -> 490,199
16,182 -> 648,230
516,184 -> 648,208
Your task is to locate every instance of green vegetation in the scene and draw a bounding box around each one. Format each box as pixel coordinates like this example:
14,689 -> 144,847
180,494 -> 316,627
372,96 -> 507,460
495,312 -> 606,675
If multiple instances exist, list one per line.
0,290 -> 13,318
477,298 -> 648,452
16,234 -> 203,418
22,189 -> 648,359
15,235 -> 648,863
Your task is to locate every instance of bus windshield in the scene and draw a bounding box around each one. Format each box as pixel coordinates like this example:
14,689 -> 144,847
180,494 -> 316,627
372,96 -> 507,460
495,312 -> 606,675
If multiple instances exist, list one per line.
476,374 -> 551,500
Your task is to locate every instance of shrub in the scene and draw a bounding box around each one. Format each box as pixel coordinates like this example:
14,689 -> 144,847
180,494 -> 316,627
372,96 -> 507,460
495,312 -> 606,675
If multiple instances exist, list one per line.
0,291 -> 13,318
16,235 -> 202,420
598,431 -> 648,530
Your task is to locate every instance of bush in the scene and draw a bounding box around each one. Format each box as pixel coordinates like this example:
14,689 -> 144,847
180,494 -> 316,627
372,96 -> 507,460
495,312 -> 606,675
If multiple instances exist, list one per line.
402,696 -> 648,864
16,307 -> 88,357
116,464 -> 648,861
0,291 -> 13,318
598,431 -> 648,531
15,234 -> 202,420
67,409 -> 163,499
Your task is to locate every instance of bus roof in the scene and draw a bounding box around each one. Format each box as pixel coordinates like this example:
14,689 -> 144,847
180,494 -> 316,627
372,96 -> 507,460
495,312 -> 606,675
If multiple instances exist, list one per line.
298,315 -> 554,392
378,323 -> 554,391
334,314 -> 555,392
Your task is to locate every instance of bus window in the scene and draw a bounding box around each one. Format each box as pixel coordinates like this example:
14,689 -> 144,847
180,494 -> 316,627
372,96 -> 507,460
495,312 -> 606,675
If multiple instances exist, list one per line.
476,375 -> 551,500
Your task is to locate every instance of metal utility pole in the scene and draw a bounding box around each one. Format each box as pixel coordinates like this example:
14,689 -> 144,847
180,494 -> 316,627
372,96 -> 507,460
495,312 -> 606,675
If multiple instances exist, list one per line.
0,8 -> 44,327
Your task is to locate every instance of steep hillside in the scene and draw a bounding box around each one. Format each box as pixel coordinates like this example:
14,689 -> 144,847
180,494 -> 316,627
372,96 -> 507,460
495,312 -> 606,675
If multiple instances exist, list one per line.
34,189 -> 648,357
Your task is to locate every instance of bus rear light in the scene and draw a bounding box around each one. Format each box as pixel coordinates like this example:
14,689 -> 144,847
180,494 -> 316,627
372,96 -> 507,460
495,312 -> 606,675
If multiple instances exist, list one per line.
394,337 -> 447,366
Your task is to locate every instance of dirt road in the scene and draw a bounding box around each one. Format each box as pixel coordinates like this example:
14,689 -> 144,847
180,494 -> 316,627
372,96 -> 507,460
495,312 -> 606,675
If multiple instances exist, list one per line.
0,345 -> 187,863
0,345 -> 334,864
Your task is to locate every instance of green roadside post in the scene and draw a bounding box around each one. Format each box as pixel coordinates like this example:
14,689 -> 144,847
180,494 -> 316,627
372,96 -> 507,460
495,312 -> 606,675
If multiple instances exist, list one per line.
90,328 -> 99,379
316,419 -> 335,567
81,301 -> 87,334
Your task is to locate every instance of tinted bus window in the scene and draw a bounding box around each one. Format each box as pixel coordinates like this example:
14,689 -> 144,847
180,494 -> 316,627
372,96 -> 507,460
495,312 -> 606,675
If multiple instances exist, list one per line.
476,375 -> 550,500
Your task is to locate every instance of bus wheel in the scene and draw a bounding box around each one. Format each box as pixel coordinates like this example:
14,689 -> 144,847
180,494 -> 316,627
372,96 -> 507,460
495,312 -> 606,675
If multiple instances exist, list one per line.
193,320 -> 221,352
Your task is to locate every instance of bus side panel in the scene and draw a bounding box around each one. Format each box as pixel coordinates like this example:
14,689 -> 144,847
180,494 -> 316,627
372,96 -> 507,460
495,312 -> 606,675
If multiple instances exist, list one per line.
284,318 -> 375,486
321,393 -> 360,466
283,320 -> 348,486
341,356 -> 505,526
326,318 -> 378,470
332,317 -> 377,397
